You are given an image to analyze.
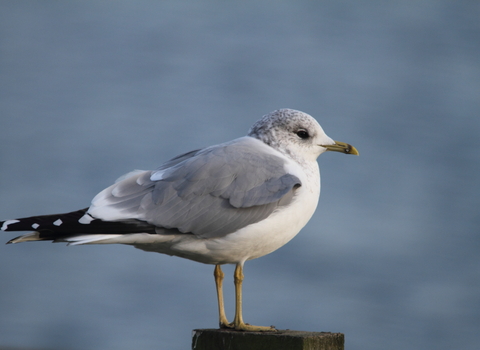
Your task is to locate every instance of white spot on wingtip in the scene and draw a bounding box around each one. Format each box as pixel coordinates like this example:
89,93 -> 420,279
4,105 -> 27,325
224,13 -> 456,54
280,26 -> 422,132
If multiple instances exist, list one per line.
32,223 -> 40,229
1,219 -> 20,231
53,219 -> 63,226
78,214 -> 94,224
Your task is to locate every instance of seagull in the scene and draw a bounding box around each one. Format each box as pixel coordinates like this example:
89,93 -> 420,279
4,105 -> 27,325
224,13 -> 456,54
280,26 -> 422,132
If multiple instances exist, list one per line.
1,109 -> 358,331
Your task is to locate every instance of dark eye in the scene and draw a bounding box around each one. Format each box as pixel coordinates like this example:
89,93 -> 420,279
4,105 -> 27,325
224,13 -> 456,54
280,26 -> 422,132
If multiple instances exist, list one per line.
296,129 -> 309,139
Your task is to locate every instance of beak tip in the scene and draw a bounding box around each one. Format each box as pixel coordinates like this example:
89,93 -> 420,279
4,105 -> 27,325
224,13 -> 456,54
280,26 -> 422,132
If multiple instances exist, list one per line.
348,146 -> 359,156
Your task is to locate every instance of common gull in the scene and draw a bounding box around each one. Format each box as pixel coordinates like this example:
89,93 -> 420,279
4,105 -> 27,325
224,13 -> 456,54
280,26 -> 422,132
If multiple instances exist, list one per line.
1,108 -> 358,331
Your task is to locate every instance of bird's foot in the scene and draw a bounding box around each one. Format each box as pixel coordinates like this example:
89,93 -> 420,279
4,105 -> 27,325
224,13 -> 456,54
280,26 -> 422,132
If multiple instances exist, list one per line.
236,322 -> 277,332
220,321 -> 235,329
221,321 -> 276,332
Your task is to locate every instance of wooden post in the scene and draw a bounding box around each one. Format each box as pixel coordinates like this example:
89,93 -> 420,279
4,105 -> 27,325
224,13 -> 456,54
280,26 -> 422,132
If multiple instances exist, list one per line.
192,329 -> 344,350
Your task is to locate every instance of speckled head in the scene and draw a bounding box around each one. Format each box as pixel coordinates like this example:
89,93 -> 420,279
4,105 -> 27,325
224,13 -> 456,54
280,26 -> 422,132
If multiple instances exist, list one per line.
248,109 -> 334,162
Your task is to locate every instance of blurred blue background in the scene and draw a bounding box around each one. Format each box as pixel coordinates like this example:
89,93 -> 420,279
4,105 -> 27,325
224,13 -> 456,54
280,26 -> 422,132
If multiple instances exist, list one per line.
1,1 -> 479,349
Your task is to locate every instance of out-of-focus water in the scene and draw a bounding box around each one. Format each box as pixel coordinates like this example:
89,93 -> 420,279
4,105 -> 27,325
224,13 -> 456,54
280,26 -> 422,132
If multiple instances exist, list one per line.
1,2 -> 479,350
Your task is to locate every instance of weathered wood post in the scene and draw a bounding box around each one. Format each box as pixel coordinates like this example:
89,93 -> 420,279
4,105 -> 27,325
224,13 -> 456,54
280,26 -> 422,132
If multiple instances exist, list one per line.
192,329 -> 344,350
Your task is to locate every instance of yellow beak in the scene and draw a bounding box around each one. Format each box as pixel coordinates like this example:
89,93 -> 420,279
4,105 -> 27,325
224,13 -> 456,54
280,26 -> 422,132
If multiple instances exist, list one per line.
321,141 -> 359,155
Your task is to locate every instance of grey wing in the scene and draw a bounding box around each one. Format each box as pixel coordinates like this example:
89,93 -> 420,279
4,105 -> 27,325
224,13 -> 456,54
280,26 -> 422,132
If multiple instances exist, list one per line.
88,138 -> 301,238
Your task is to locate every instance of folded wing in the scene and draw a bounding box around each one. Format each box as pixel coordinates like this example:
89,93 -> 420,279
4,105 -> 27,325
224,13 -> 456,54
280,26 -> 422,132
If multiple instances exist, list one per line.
88,137 -> 302,238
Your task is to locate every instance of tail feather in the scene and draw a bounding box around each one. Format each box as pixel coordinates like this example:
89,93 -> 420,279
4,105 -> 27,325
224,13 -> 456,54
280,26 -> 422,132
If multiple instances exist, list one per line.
1,208 -> 157,244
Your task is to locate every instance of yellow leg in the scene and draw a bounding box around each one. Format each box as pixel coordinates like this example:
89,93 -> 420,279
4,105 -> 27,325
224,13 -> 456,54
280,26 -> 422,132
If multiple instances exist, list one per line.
214,265 -> 231,328
232,263 -> 276,332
